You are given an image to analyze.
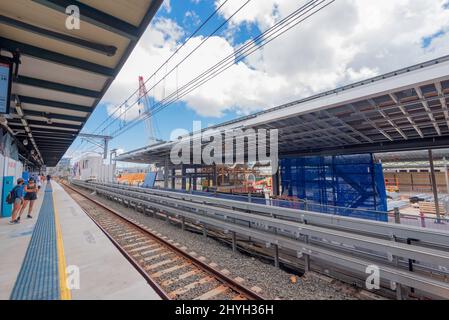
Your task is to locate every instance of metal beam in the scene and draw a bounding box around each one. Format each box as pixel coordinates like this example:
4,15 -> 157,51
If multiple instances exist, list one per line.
14,75 -> 101,98
17,95 -> 92,113
355,120 -> 448,138
277,123 -> 351,146
32,0 -> 140,40
435,82 -> 449,130
78,133 -> 112,140
37,148 -> 71,153
278,125 -> 352,141
11,110 -> 85,123
0,15 -> 117,56
0,37 -> 115,77
39,147 -> 68,150
280,116 -> 350,146
20,128 -> 77,136
8,119 -> 81,131
305,113 -> 363,144
367,99 -> 408,140
429,149 -> 442,223
320,96 -> 449,133
34,139 -> 72,145
22,135 -> 74,142
349,104 -> 393,141
444,157 -> 449,195
39,147 -> 69,150
78,133 -> 112,159
415,86 -> 442,136
322,110 -> 374,143
281,135 -> 449,158
35,145 -> 72,150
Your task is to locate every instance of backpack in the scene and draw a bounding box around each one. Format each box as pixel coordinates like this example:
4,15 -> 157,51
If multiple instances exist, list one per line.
6,186 -> 19,204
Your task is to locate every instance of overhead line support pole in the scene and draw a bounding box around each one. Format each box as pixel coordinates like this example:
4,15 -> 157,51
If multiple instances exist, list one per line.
429,149 -> 442,223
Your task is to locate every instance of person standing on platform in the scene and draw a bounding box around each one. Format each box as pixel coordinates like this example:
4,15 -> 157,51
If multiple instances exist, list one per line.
36,174 -> 42,191
9,178 -> 25,224
18,178 -> 38,219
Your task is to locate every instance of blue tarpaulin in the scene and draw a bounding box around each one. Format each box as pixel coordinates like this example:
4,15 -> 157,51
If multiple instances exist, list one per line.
280,154 -> 388,222
142,172 -> 157,188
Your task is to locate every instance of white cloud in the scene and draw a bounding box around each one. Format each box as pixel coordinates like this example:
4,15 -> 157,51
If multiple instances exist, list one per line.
184,10 -> 201,27
102,0 -> 449,121
162,0 -> 171,13
106,103 -> 144,122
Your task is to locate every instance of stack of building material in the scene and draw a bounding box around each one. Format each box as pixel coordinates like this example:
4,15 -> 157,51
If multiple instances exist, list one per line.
419,202 -> 447,216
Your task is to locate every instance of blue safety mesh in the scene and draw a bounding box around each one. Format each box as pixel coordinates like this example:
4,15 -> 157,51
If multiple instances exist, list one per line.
280,154 -> 388,221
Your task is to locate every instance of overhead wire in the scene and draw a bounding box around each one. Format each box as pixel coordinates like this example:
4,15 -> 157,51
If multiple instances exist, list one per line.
93,0 -> 252,136
69,1 -> 236,159
110,0 -> 335,138
90,0 -> 233,135
109,0 -> 329,136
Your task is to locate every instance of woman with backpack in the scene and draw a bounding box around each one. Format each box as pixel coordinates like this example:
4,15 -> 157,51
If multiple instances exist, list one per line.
18,178 -> 38,219
8,178 -> 25,224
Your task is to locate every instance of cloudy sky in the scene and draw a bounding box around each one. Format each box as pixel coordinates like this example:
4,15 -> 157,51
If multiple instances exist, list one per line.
68,0 -> 449,159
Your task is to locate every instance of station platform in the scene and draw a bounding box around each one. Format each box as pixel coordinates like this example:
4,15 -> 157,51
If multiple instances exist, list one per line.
0,181 -> 161,300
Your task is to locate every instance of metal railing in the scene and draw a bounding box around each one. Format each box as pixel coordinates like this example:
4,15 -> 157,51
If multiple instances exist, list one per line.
113,180 -> 389,221
71,180 -> 449,299
389,213 -> 449,231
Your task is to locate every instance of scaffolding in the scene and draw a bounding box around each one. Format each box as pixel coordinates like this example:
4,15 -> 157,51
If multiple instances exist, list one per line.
280,154 -> 388,221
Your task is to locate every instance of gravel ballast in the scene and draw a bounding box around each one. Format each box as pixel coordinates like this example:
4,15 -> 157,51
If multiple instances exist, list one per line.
83,189 -> 358,300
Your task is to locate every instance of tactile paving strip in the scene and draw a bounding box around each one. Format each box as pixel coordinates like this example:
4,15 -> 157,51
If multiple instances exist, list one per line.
10,183 -> 60,300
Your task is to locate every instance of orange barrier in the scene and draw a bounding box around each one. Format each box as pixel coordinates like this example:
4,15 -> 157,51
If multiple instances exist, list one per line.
117,173 -> 146,184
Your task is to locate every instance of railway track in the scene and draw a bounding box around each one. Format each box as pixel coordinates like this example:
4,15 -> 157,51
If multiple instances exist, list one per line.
62,182 -> 264,300
70,180 -> 449,300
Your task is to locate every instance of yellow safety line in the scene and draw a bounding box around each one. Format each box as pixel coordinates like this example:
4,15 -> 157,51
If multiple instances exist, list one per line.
53,186 -> 72,300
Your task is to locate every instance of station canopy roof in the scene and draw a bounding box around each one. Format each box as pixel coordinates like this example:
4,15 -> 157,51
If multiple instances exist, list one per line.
375,149 -> 449,163
116,55 -> 449,165
0,0 -> 163,166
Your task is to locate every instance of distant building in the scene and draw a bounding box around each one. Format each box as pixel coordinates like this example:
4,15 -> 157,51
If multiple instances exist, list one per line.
58,158 -> 71,168
50,157 -> 72,177
73,155 -> 114,181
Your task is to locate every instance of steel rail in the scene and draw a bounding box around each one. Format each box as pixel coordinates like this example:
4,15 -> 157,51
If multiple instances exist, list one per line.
90,181 -> 449,247
73,181 -> 449,299
63,182 -> 264,300
80,181 -> 449,268
75,199 -> 171,300
97,183 -> 449,277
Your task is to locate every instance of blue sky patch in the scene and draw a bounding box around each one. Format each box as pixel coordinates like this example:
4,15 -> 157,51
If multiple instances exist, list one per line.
422,30 -> 446,48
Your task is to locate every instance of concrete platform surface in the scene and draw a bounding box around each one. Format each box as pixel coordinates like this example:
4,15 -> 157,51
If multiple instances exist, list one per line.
0,181 -> 161,300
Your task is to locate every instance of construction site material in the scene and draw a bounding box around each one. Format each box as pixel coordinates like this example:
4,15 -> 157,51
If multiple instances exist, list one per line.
387,200 -> 409,212
419,202 -> 447,216
280,154 -> 388,218
117,173 -> 146,185
384,172 -> 449,193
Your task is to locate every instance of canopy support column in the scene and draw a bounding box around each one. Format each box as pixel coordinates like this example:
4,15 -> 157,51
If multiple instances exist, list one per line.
429,149 -> 441,223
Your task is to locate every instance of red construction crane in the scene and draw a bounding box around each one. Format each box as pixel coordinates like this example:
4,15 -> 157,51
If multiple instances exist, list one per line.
138,76 -> 158,146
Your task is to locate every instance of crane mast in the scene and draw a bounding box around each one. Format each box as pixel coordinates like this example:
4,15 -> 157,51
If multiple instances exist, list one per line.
138,76 -> 158,146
